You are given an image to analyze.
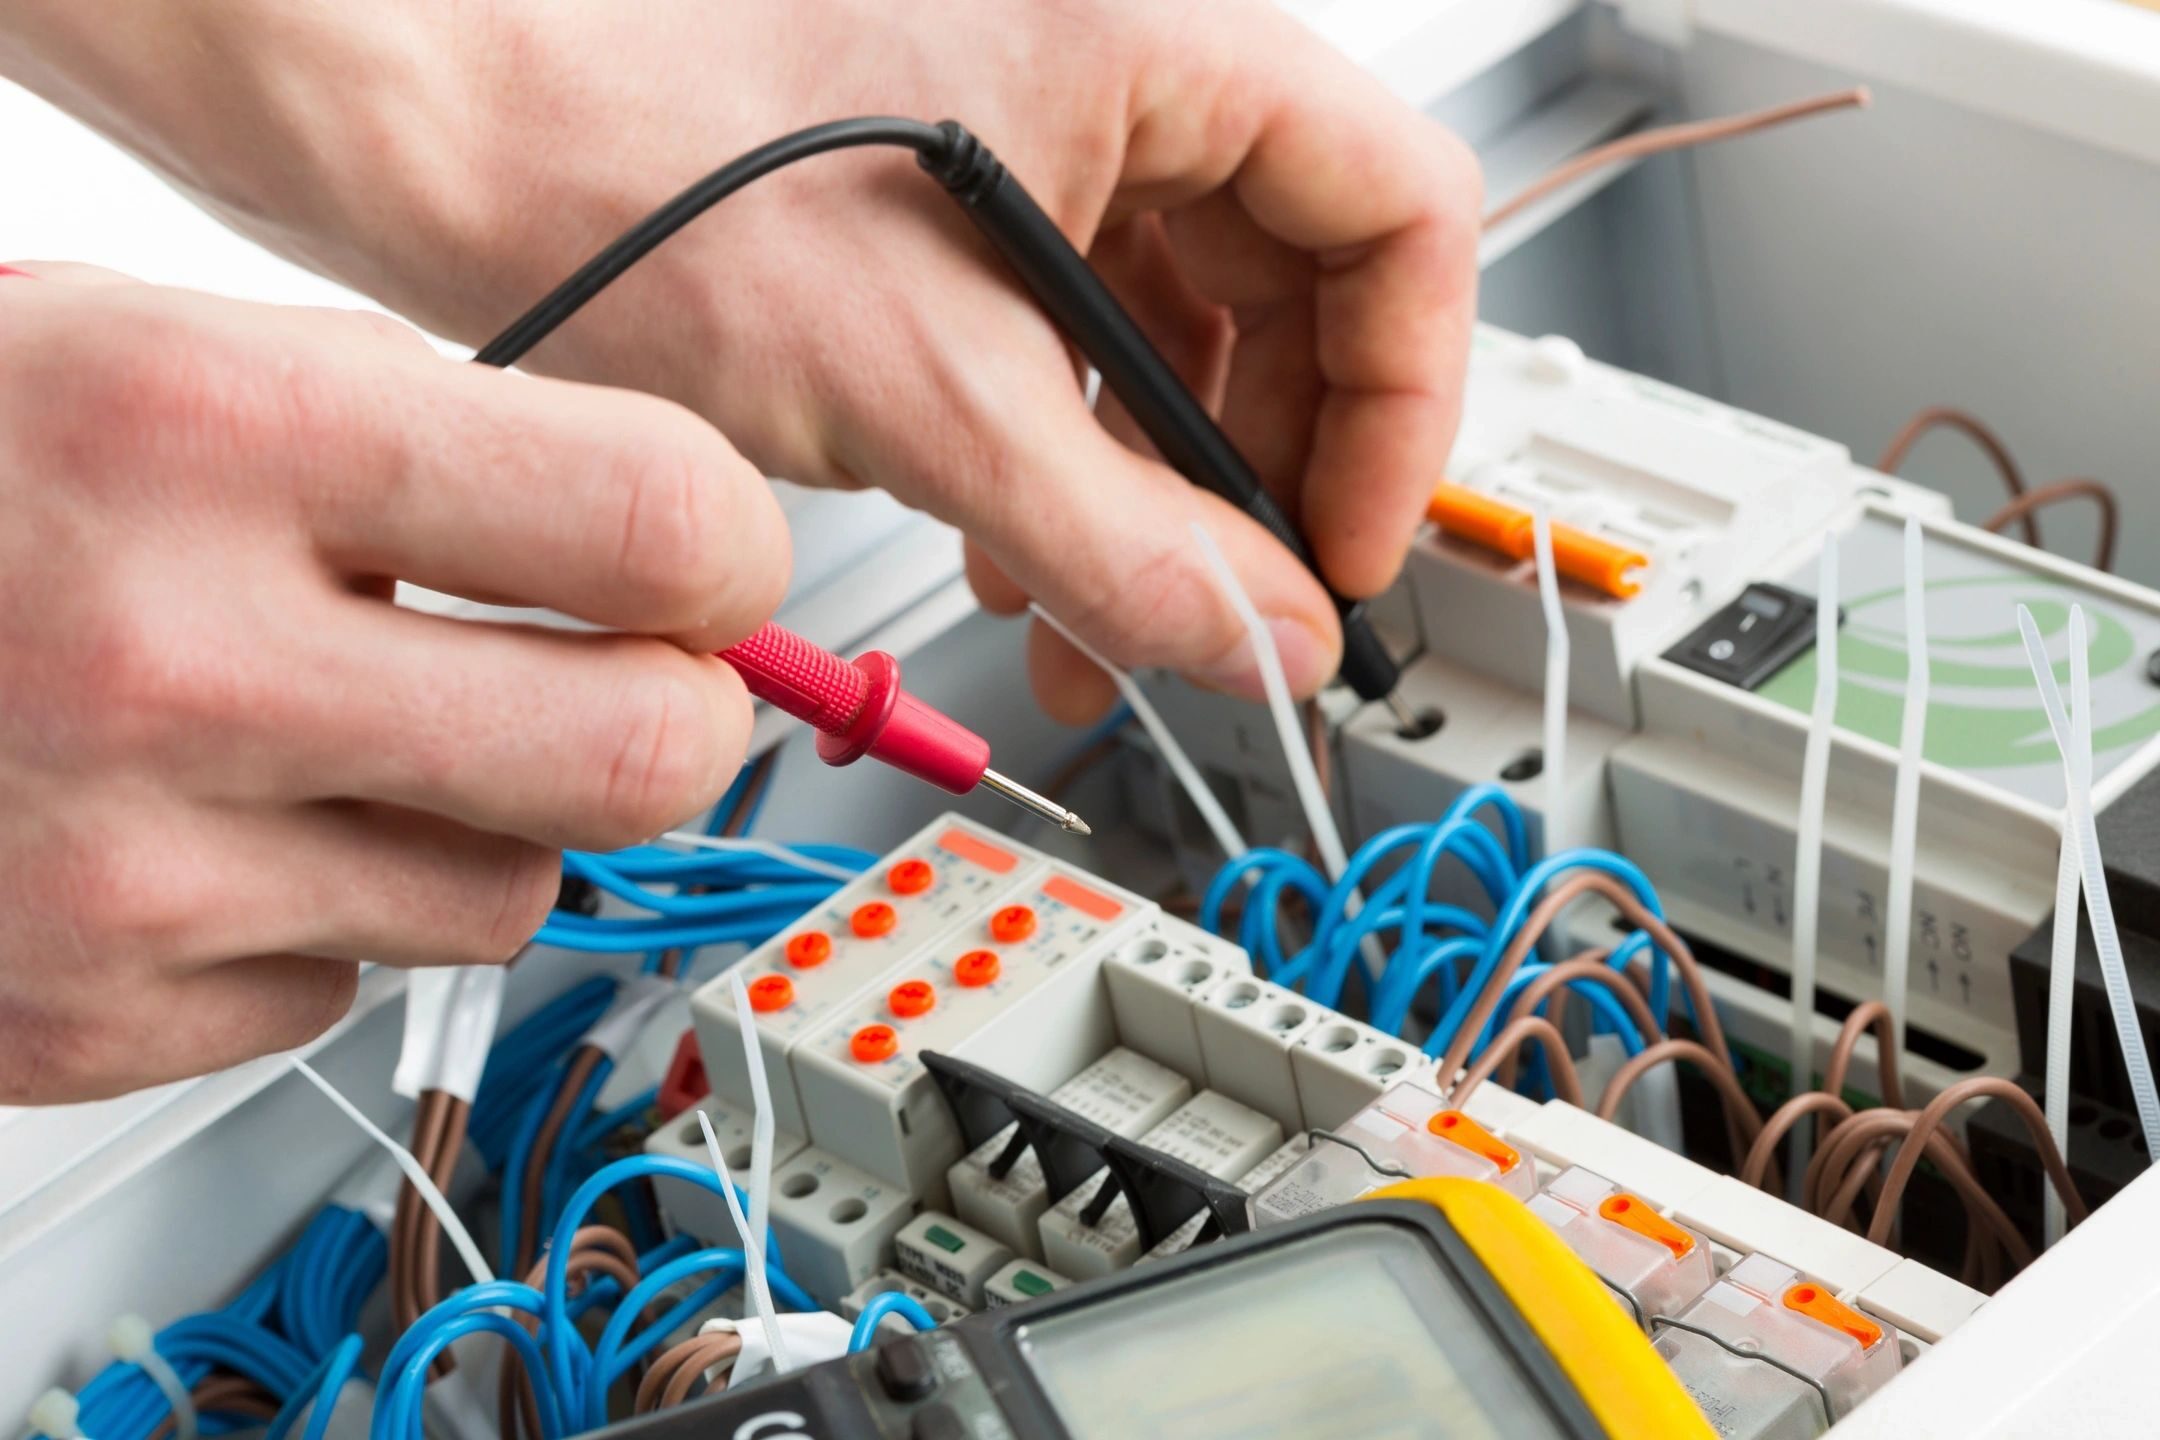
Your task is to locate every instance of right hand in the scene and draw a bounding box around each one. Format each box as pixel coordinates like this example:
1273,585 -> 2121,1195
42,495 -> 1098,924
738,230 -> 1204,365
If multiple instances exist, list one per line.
0,264 -> 788,1103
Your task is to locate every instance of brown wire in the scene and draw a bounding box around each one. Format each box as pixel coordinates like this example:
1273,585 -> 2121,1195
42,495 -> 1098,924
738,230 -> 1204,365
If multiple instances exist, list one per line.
1742,1091 -> 1855,1190
1498,952 -> 1662,1090
500,1227 -> 653,1440
1448,1016 -> 1583,1108
1877,405 -> 2037,544
392,1089 -> 450,1332
1597,1039 -> 1763,1157
1981,478 -> 2118,572
148,1377 -> 282,1440
517,1046 -> 607,1276
1814,1109 -> 2031,1271
413,1096 -> 472,1317
1433,871 -> 1730,1098
1484,88 -> 1871,230
636,1331 -> 747,1413
1867,1078 -> 2089,1249
1823,1000 -> 1904,1110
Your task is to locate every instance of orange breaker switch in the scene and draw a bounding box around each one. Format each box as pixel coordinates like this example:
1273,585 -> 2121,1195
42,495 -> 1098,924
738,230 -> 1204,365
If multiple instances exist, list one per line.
851,1024 -> 899,1063
746,975 -> 795,1013
1782,1284 -> 1884,1349
1598,1193 -> 1696,1260
888,979 -> 937,1018
784,931 -> 833,969
887,859 -> 935,895
850,901 -> 898,938
1426,481 -> 1648,598
1426,1110 -> 1522,1175
953,949 -> 1001,987
989,904 -> 1036,943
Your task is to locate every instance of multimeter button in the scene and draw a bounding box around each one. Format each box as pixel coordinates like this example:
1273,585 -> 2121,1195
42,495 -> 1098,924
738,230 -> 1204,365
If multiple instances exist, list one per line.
875,1336 -> 938,1403
911,1403 -> 967,1440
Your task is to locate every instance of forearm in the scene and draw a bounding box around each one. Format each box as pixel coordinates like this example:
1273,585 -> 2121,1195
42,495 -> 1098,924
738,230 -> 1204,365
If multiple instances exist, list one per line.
0,0 -> 497,319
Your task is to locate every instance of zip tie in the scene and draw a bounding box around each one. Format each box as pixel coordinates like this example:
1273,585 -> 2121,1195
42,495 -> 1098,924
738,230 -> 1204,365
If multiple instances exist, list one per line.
656,831 -> 859,883
1880,517 -> 1927,1074
1531,508 -> 1569,853
29,1389 -> 83,1440
1787,538 -> 1839,1198
1027,601 -> 1248,859
697,1112 -> 788,1372
2017,605 -> 2160,1157
2043,735 -> 2084,1249
728,966 -> 791,1371
290,1056 -> 494,1287
107,1316 -> 192,1440
1188,522 -> 1348,881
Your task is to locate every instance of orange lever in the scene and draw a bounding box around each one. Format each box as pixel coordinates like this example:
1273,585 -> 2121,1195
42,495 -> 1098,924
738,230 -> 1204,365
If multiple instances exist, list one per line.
1427,481 -> 1648,599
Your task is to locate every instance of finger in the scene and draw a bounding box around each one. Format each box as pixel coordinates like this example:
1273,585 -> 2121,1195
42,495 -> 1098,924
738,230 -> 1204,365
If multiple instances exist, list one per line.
272,601 -> 752,851
1118,4 -> 1482,594
311,361 -> 790,648
206,802 -> 562,967
9,955 -> 361,1103
1086,215 -> 1234,460
964,539 -> 1030,615
1027,617 -> 1121,725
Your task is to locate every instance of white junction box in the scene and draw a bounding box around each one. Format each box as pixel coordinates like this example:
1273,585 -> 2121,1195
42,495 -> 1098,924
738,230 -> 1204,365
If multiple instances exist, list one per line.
1101,916 -> 1254,1079
1414,325 -> 1859,729
694,816 -> 1048,1134
788,857 -> 1148,1197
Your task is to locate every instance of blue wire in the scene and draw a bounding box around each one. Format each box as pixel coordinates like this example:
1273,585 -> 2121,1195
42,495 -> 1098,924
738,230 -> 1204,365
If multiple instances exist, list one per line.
540,1056 -> 615,1240
301,1337 -> 363,1440
849,1292 -> 940,1351
387,1314 -> 560,1440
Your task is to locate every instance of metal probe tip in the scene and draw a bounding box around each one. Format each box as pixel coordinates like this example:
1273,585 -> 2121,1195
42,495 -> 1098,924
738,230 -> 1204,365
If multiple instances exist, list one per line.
978,767 -> 1092,836
1382,691 -> 1420,733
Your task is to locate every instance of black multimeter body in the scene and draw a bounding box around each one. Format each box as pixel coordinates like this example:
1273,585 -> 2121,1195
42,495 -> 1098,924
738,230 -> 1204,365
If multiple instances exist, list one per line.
595,1198 -> 1604,1440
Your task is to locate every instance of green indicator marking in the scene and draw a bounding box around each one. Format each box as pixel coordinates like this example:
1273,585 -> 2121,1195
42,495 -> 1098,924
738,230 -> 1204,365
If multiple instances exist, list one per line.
1012,1269 -> 1055,1297
925,1224 -> 967,1254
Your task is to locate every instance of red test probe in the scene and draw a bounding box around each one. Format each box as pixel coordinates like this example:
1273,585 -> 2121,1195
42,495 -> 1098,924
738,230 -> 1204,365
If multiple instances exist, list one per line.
718,621 -> 1089,834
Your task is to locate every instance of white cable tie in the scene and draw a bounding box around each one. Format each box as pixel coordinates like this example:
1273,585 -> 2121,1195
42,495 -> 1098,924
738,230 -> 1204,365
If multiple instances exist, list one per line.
393,965 -> 508,1103
655,831 -> 859,883
2017,605 -> 2160,1157
1788,537 -> 1839,1198
729,968 -> 791,1372
583,973 -> 680,1061
107,1316 -> 193,1440
290,1057 -> 494,1287
1531,508 -> 1569,851
1880,517 -> 1927,1074
1027,602 -> 1248,859
29,1389 -> 82,1440
698,1103 -> 789,1375
1187,522 -> 1348,881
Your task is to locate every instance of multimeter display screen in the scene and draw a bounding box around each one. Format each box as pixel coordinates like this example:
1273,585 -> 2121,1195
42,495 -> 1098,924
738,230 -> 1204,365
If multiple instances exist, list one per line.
1016,1225 -> 1569,1439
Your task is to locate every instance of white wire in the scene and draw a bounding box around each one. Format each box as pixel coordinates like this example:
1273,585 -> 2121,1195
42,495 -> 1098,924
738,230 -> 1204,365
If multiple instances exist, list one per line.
727,968 -> 792,1371
655,831 -> 859,883
1531,510 -> 1569,850
1880,517 -> 1927,1074
1788,537 -> 1839,1196
2043,704 -> 2085,1249
1188,523 -> 1349,881
1027,601 -> 1248,859
289,1057 -> 494,1286
2017,604 -> 2160,1157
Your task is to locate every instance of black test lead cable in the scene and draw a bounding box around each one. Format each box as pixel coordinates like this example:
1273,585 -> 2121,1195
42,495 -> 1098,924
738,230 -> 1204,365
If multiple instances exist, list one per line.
476,117 -> 1409,716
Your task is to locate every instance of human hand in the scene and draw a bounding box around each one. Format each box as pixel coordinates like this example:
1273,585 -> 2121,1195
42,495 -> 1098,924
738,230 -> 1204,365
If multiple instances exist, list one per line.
7,0 -> 1478,721
0,265 -> 786,1101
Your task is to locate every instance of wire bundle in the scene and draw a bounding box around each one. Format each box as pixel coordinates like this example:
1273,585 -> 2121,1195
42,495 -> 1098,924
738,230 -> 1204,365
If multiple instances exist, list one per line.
43,1206 -> 383,1440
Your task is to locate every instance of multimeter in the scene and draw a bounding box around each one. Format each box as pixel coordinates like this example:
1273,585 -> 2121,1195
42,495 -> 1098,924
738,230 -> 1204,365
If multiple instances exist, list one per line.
598,1179 -> 1710,1440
